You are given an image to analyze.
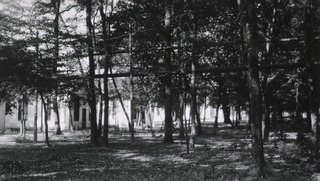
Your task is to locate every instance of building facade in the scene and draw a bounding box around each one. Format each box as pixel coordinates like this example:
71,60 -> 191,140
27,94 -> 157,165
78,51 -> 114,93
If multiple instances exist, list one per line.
0,98 -> 235,133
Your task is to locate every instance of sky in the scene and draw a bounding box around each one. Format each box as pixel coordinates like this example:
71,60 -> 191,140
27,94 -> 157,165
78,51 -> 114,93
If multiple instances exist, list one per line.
0,0 -> 87,35
0,0 -> 34,13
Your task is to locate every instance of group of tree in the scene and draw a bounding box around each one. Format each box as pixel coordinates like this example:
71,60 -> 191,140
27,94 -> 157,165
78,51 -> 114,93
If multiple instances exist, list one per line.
0,0 -> 320,178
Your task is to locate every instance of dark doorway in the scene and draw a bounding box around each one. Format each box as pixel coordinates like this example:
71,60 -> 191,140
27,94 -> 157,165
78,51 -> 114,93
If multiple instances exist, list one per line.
82,108 -> 86,129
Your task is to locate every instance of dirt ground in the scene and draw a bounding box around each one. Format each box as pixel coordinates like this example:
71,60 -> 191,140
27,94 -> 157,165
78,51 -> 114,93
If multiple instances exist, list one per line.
0,125 -> 319,181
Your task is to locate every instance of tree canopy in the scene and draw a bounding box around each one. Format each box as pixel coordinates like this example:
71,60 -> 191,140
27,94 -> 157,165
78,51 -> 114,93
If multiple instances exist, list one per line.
1,0 -> 320,178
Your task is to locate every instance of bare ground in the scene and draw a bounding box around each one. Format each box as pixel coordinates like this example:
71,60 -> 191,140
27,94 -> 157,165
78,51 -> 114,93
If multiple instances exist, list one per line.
0,125 -> 319,181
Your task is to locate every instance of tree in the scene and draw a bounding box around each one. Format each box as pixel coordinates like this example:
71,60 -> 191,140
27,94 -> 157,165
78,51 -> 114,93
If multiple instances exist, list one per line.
189,0 -> 199,147
0,1 -> 33,137
19,94 -> 28,138
99,0 -> 111,146
128,24 -> 135,143
52,0 -> 62,135
304,0 -> 320,154
40,93 -> 51,147
85,0 -> 99,145
245,0 -> 266,177
34,92 -> 39,142
162,0 -> 174,143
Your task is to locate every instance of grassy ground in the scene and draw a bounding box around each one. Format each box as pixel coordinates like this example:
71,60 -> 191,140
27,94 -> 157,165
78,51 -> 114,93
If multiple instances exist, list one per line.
0,125 -> 319,181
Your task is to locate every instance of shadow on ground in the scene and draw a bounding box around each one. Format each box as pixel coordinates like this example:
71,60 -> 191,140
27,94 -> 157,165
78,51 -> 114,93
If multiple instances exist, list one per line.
0,125 -> 319,181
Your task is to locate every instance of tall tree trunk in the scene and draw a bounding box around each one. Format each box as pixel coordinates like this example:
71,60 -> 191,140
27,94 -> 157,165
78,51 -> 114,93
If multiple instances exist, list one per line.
185,103 -> 190,154
238,0 -> 251,132
214,104 -> 219,128
98,96 -> 103,135
68,100 -> 74,133
304,0 -> 320,154
97,62 -> 103,138
128,24 -> 135,143
236,105 -> 241,127
53,0 -> 61,135
203,96 -> 207,123
20,94 -> 28,138
262,92 -> 270,141
145,103 -> 153,132
99,0 -> 110,146
178,76 -> 185,139
190,1 -> 200,146
162,0 -> 173,143
190,43 -> 197,147
34,94 -> 38,142
22,117 -> 26,138
245,1 -> 266,177
214,75 -> 222,129
52,94 -> 61,134
221,98 -> 232,126
261,74 -> 270,141
176,0 -> 185,140
277,110 -> 284,139
218,76 -> 233,127
40,93 -> 50,147
306,88 -> 312,132
261,0 -> 276,142
34,31 -> 39,141
295,82 -> 304,140
196,107 -> 202,135
86,0 -> 99,145
40,101 -> 43,132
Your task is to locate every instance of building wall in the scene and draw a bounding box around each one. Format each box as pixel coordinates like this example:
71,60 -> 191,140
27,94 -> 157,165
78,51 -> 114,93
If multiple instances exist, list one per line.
5,100 -> 72,130
3,99 -> 239,131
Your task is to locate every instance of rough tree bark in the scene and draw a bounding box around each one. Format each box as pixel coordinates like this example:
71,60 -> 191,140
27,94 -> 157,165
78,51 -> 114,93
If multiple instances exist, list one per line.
214,104 -> 220,128
196,107 -> 203,135
97,62 -> 103,138
190,42 -> 197,147
68,99 -> 74,133
295,82 -> 303,139
162,0 -> 174,143
19,95 -> 28,138
40,93 -> 50,147
262,77 -> 270,141
99,0 -> 110,146
304,0 -> 320,154
190,3 -> 200,144
33,94 -> 38,142
86,0 -> 99,145
261,0 -> 276,142
128,24 -> 135,143
217,74 -> 233,127
52,0 -> 61,135
221,87 -> 233,126
34,31 -> 39,142
178,75 -> 185,139
176,0 -> 185,139
245,0 -> 266,177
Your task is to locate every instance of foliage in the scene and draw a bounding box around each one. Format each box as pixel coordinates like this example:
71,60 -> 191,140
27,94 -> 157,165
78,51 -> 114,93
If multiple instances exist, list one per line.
1,0 -> 320,178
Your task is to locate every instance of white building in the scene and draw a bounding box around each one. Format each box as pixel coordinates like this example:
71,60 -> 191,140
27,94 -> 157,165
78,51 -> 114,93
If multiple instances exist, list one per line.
0,97 -> 233,133
0,98 -> 169,132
